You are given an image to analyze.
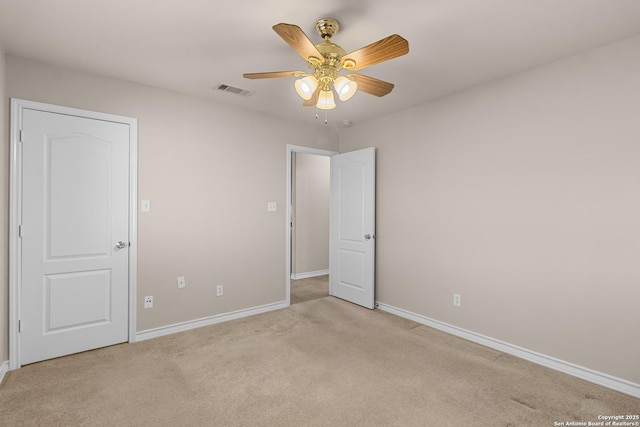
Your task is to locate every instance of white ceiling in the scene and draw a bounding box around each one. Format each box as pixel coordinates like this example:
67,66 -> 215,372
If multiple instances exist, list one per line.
1,0 -> 640,128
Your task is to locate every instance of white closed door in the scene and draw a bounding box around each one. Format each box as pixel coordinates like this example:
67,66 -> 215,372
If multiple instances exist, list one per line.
20,108 -> 130,365
330,148 -> 376,309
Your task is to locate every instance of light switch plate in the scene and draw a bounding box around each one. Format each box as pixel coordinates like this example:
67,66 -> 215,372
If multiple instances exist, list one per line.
267,202 -> 277,212
141,199 -> 151,212
177,276 -> 186,289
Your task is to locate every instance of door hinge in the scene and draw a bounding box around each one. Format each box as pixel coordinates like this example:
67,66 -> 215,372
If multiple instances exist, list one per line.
18,320 -> 22,333
19,129 -> 24,143
18,225 -> 22,238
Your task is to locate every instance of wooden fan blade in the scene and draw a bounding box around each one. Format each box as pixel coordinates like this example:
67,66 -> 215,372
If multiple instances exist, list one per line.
273,23 -> 323,63
303,86 -> 321,106
341,34 -> 409,71
243,71 -> 303,79
347,73 -> 395,97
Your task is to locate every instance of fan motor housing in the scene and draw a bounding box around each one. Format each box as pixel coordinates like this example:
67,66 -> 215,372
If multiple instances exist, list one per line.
316,41 -> 346,62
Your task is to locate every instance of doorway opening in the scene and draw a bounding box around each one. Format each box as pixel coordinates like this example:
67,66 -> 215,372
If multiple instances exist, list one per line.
286,145 -> 336,306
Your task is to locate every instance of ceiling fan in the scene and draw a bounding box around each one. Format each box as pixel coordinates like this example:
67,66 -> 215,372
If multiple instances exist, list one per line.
243,18 -> 409,115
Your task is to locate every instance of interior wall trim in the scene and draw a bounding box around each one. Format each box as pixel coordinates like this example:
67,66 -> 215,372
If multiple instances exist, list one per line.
291,269 -> 329,280
0,361 -> 9,384
136,301 -> 288,342
375,302 -> 640,399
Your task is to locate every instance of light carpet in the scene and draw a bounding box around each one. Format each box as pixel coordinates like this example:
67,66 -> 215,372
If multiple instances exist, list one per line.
290,275 -> 329,305
1,296 -> 637,426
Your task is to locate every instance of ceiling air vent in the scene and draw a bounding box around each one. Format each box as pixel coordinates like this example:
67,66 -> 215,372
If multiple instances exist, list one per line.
215,83 -> 254,97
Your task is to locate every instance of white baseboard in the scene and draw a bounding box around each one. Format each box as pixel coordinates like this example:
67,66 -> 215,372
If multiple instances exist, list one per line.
0,360 -> 9,384
291,269 -> 329,280
136,300 -> 288,342
376,302 -> 640,399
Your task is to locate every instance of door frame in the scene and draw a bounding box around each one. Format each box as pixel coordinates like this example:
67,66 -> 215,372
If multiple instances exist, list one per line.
286,145 -> 337,306
9,98 -> 138,370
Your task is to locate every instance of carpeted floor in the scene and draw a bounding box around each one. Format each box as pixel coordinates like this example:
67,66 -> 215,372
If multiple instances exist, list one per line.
1,292 -> 637,426
291,275 -> 329,304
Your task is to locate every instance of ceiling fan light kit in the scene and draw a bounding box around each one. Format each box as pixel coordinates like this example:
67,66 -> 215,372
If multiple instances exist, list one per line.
294,76 -> 318,100
244,17 -> 409,121
317,89 -> 336,110
334,75 -> 358,101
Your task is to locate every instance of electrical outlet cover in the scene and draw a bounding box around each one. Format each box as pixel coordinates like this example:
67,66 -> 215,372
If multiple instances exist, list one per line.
144,296 -> 154,308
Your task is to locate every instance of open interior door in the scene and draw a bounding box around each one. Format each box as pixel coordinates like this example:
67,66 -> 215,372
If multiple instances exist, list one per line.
329,148 -> 375,309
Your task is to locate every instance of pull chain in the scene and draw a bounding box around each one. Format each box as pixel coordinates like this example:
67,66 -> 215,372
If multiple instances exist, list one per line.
314,107 -> 328,125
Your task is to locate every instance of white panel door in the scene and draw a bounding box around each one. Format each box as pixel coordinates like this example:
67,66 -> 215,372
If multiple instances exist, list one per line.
20,108 -> 130,365
330,148 -> 375,309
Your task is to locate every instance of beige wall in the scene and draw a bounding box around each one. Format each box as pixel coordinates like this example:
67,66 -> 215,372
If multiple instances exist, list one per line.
293,153 -> 330,275
339,35 -> 640,384
3,34 -> 639,389
4,55 -> 337,333
0,47 -> 8,363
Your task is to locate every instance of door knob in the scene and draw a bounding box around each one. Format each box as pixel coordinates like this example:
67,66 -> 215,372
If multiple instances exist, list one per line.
116,241 -> 127,249
364,234 -> 373,240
